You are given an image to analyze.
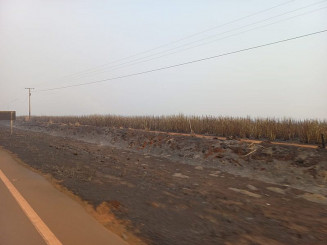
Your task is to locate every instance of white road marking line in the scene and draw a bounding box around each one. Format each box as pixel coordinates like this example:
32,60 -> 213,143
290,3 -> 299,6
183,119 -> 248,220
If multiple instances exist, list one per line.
0,169 -> 62,245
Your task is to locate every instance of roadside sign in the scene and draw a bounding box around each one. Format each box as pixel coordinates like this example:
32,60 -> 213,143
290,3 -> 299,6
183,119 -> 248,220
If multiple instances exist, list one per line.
0,111 -> 16,121
0,111 -> 16,134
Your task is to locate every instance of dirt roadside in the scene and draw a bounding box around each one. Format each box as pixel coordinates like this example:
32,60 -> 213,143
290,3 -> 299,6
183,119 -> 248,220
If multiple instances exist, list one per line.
0,124 -> 327,245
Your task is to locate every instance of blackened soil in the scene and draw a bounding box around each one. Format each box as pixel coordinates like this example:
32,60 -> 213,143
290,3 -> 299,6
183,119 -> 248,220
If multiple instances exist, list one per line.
0,126 -> 326,245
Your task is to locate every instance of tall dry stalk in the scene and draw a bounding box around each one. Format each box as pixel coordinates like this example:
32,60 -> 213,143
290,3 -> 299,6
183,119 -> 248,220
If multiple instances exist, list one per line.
25,115 -> 327,144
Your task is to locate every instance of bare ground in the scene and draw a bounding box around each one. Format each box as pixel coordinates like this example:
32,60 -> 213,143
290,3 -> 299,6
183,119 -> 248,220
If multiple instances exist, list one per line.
0,121 -> 327,245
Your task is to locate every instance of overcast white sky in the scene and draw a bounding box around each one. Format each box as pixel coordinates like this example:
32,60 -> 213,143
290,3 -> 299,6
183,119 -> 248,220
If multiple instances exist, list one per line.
1,0 -> 326,119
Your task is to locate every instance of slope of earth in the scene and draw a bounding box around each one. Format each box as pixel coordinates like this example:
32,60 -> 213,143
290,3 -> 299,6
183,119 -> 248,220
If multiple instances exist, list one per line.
0,124 -> 327,245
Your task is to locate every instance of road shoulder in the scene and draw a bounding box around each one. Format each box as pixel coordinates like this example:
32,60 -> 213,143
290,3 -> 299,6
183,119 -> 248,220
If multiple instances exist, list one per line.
0,147 -> 129,245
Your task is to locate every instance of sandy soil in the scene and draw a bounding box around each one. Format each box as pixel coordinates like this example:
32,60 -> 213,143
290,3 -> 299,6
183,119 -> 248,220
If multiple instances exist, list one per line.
0,121 -> 327,245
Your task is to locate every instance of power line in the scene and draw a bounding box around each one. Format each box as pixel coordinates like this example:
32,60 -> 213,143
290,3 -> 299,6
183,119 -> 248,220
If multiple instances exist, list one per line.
43,0 -> 300,82
2,91 -> 28,110
52,0 -> 327,83
36,29 -> 327,92
65,4 -> 327,79
97,6 -> 327,74
3,97 -> 20,110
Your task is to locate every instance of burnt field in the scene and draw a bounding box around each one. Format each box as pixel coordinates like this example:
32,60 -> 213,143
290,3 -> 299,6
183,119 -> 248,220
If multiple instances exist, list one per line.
27,115 -> 327,144
0,120 -> 327,245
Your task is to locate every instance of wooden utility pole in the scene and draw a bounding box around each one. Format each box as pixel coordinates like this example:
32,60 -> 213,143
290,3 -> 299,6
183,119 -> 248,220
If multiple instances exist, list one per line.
322,134 -> 326,149
25,88 -> 34,120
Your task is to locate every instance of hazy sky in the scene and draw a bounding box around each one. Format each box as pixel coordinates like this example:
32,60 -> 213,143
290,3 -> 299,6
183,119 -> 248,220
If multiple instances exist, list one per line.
1,0 -> 326,119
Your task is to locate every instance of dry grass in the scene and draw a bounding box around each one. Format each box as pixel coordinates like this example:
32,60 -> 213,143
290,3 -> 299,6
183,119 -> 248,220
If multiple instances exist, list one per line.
26,115 -> 327,144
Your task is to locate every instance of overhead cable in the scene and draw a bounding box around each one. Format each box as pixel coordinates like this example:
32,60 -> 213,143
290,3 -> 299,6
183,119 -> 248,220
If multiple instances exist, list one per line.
36,29 -> 327,92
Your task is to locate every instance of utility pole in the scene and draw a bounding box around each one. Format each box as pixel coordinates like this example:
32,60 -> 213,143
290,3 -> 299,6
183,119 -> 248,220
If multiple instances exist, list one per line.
25,88 -> 34,120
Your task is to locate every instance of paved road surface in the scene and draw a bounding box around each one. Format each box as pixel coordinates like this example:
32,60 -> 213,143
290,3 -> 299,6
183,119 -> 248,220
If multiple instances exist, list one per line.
0,147 -> 128,245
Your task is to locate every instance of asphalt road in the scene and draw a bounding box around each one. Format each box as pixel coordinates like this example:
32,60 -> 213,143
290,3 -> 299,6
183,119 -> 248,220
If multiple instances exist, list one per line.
0,147 -> 128,245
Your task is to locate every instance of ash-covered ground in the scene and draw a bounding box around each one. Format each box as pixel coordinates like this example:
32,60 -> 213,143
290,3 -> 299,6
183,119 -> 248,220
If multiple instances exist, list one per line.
0,121 -> 326,245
